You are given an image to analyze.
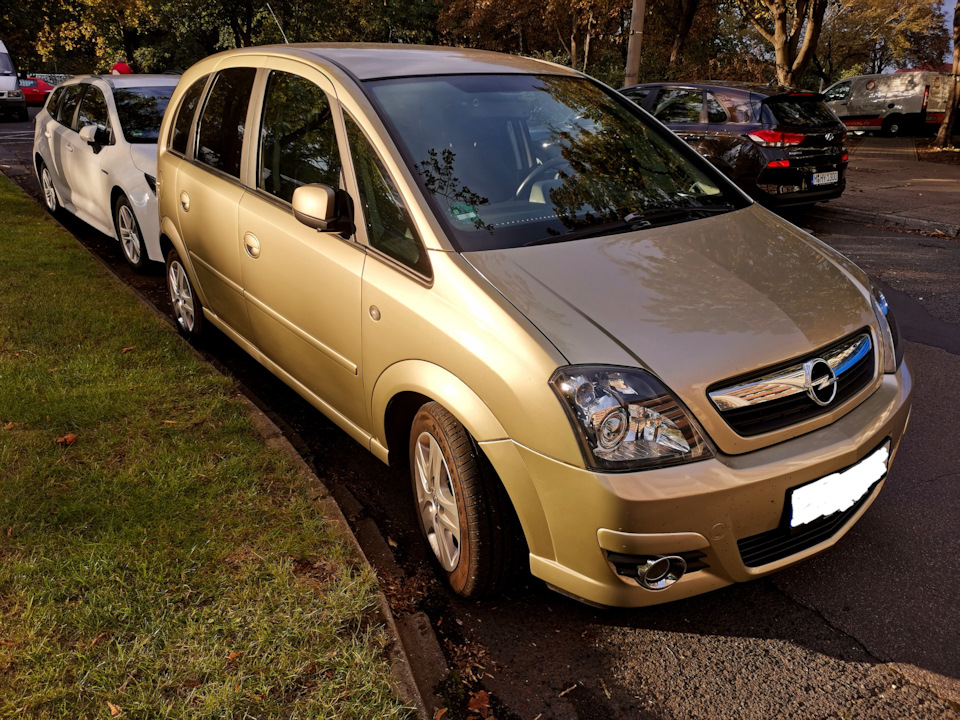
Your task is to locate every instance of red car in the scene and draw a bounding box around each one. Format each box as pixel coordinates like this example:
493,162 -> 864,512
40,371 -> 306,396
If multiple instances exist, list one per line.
20,76 -> 53,106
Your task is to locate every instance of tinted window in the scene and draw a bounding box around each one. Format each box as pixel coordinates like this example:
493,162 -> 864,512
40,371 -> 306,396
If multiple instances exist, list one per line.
621,87 -> 651,104
714,91 -> 755,123
705,93 -> 727,123
823,82 -> 851,102
172,75 -> 208,154
57,85 -> 85,128
196,68 -> 256,178
367,74 -> 740,253
76,86 -> 110,135
764,96 -> 839,127
114,85 -> 175,143
345,115 -> 429,276
654,88 -> 703,124
258,71 -> 341,203
47,86 -> 65,116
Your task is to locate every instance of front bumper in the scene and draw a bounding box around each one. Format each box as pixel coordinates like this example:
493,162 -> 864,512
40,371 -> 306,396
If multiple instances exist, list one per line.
0,94 -> 27,114
482,362 -> 912,608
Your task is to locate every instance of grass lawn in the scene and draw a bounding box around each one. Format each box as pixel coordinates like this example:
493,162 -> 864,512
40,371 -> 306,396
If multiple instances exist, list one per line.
0,175 -> 413,719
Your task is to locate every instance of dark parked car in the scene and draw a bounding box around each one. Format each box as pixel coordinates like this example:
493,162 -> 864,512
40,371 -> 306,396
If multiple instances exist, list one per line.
621,82 -> 848,208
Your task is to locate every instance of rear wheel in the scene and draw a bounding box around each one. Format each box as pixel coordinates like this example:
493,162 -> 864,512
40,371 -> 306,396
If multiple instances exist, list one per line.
114,194 -> 149,271
38,161 -> 59,214
410,402 -> 521,598
166,247 -> 204,339
882,115 -> 904,137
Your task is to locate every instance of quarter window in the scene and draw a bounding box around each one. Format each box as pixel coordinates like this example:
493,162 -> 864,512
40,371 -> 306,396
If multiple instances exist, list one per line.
258,71 -> 341,203
196,68 -> 256,179
345,116 -> 429,277
705,92 -> 727,123
171,75 -> 208,155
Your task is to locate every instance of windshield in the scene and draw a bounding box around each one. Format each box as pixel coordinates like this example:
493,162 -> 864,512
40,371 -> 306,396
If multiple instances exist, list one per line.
0,53 -> 15,75
365,74 -> 747,252
113,85 -> 176,143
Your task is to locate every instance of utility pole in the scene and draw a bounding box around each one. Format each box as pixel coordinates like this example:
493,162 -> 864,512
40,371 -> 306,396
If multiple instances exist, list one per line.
624,0 -> 647,87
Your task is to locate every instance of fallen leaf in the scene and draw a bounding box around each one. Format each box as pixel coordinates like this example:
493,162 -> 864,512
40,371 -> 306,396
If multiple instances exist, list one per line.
228,651 -> 242,661
121,346 -> 136,354
5,528 -> 11,537
107,701 -> 122,716
56,433 -> 77,447
467,690 -> 490,712
433,710 -> 448,720
162,420 -> 178,425
2,422 -> 16,431
90,632 -> 109,648
387,537 -> 398,548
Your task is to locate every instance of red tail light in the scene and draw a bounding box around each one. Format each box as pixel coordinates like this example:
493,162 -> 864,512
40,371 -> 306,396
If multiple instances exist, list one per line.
842,153 -> 849,163
766,159 -> 790,168
922,86 -> 930,111
747,130 -> 806,147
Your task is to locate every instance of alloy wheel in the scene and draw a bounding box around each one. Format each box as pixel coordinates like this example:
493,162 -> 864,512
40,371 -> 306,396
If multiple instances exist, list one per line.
413,430 -> 462,571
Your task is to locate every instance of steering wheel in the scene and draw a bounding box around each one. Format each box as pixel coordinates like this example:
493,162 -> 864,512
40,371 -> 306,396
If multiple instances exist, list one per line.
514,157 -> 568,201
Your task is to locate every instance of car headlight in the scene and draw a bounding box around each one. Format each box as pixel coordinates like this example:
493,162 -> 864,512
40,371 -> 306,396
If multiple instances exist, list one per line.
550,366 -> 713,472
10,90 -> 23,98
871,287 -> 903,372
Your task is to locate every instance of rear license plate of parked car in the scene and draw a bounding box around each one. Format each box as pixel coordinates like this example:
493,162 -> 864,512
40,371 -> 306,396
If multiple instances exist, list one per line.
812,171 -> 839,186
789,443 -> 890,527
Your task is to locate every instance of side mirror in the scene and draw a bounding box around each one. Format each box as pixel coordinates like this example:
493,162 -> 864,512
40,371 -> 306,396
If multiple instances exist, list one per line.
79,124 -> 98,144
292,184 -> 354,235
78,124 -> 108,153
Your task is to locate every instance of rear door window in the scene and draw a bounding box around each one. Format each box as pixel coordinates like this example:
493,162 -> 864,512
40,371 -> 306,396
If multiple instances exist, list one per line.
705,92 -> 727,123
823,82 -> 851,103
653,88 -> 703,124
195,67 -> 256,179
56,84 -> 85,128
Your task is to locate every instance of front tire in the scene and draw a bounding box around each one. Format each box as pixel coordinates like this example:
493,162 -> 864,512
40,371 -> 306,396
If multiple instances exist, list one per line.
166,247 -> 204,339
410,402 -> 519,598
114,194 -> 149,271
38,160 -> 59,214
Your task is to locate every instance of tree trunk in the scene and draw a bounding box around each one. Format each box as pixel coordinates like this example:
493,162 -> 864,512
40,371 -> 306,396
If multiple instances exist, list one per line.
624,0 -> 647,86
935,6 -> 959,148
668,0 -> 701,67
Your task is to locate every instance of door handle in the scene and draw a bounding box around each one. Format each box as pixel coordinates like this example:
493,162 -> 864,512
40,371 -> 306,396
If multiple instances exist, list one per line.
66,143 -> 74,152
179,191 -> 190,212
243,232 -> 261,259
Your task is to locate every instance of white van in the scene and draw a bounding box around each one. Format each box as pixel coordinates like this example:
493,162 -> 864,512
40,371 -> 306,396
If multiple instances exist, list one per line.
0,40 -> 28,122
823,72 -> 951,136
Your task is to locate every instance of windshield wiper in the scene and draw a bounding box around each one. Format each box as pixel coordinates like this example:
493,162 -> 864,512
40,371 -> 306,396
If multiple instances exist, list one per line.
523,202 -> 737,247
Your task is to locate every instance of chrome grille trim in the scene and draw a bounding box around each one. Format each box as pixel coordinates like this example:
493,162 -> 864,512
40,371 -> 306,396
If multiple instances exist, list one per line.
709,333 -> 872,412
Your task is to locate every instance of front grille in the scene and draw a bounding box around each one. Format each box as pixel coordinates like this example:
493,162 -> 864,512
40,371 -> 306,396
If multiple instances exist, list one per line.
737,479 -> 880,567
708,331 -> 875,437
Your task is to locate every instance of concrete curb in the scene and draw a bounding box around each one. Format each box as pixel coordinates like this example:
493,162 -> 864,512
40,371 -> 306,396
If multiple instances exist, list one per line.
808,205 -> 960,238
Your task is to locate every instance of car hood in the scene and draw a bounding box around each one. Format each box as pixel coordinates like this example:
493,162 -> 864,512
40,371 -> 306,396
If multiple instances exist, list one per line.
463,204 -> 876,417
127,143 -> 157,176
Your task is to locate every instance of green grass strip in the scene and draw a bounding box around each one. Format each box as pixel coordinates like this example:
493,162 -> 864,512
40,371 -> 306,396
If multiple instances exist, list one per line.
0,175 -> 414,719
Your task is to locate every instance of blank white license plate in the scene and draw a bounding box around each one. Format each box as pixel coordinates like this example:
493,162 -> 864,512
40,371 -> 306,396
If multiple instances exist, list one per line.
790,443 -> 889,527
812,171 -> 839,186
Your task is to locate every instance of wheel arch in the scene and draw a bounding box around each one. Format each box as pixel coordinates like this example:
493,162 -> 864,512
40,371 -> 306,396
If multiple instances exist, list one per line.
158,215 -> 210,309
374,361 -> 550,560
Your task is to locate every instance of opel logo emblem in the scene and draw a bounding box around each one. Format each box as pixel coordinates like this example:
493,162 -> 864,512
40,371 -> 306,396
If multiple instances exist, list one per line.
803,358 -> 837,406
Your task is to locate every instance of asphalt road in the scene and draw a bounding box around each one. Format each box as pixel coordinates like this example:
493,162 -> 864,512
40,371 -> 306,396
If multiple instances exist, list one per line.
2,112 -> 957,720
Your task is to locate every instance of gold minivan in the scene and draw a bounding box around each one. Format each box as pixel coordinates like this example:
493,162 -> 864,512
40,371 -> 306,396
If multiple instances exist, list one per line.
157,44 -> 912,608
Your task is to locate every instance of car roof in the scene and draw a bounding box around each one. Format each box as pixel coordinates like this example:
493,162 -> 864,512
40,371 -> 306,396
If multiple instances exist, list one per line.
212,43 -> 580,81
59,74 -> 180,89
624,81 -> 818,98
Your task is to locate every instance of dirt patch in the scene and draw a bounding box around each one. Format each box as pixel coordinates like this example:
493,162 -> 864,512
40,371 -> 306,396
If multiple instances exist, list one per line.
915,137 -> 960,166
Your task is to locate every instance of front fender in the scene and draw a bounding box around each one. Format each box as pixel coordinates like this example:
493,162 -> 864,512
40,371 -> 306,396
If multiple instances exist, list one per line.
370,360 -> 507,449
